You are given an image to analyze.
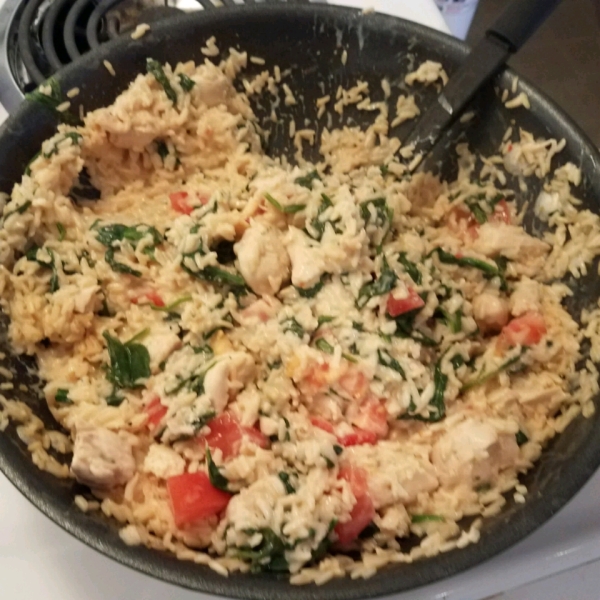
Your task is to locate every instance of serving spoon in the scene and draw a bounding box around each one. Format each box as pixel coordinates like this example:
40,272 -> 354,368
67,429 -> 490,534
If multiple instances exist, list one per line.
406,0 -> 563,170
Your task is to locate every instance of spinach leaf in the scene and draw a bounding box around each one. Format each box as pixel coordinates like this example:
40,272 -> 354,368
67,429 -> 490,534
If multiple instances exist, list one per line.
294,170 -> 321,189
282,317 -> 304,338
310,520 -> 336,563
4,201 -> 32,221
411,514 -> 445,523
105,248 -> 142,277
356,256 -> 397,309
156,140 -> 169,161
307,194 -> 341,241
69,167 -> 102,204
432,248 -> 508,291
295,275 -> 326,298
450,354 -> 466,370
278,472 -> 295,494
360,197 -> 393,251
25,246 -> 60,292
56,223 -> 66,241
465,200 -> 488,224
377,348 -> 406,379
43,132 -> 82,159
194,265 -> 247,294
178,73 -> 195,92
192,411 -> 216,433
398,252 -> 422,285
438,308 -> 462,333
206,448 -> 231,492
102,331 -> 151,391
236,528 -> 289,573
462,349 -> 526,392
55,389 -> 72,405
391,307 -> 438,347
25,77 -> 81,125
146,58 -> 178,104
149,295 -> 192,313
515,430 -> 529,446
404,362 -> 447,422
264,192 -> 305,214
95,223 -> 162,249
315,338 -> 334,355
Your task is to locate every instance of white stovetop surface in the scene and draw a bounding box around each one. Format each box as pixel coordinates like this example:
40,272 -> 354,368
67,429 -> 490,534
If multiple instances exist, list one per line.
2,2 -> 600,599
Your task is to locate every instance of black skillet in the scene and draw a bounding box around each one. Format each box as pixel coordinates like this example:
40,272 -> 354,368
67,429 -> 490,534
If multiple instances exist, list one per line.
1,3 -> 600,599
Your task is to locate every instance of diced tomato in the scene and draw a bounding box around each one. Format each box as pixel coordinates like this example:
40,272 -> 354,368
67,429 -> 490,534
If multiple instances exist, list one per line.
335,465 -> 375,545
167,471 -> 231,528
386,288 -> 425,317
132,289 -> 165,308
310,416 -> 335,434
338,369 -> 370,401
448,206 -> 480,239
146,396 -> 167,430
491,199 -> 511,224
304,362 -> 331,392
199,413 -> 268,459
349,399 -> 389,438
338,428 -> 378,447
242,425 -> 270,450
499,312 -> 547,349
169,191 -> 193,215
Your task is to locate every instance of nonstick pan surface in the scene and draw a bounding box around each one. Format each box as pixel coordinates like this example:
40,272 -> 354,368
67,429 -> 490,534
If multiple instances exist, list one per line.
1,5 -> 600,599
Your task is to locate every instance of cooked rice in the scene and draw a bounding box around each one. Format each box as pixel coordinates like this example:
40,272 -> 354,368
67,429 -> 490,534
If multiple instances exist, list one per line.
0,51 -> 598,586
131,23 -> 151,40
103,60 -> 116,77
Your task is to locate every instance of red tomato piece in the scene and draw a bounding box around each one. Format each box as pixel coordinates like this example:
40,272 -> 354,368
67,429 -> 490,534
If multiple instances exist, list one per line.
242,425 -> 270,449
132,290 -> 165,308
338,369 -> 370,401
492,199 -> 511,224
335,465 -> 375,545
145,291 -> 165,307
448,206 -> 480,239
167,472 -> 231,528
338,428 -> 378,447
499,312 -> 547,349
199,413 -> 242,460
386,289 -> 425,317
169,191 -> 193,215
310,416 -> 335,434
146,396 -> 167,430
349,399 -> 389,439
199,413 -> 268,459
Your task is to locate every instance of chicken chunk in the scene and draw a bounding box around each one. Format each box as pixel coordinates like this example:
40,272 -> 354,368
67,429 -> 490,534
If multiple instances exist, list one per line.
509,277 -> 541,317
204,352 -> 256,413
284,227 -> 326,289
71,428 -> 136,489
471,293 -> 510,333
513,373 -> 568,408
234,222 -> 290,296
471,223 -> 550,263
431,419 -> 519,487
142,444 -> 185,479
144,325 -> 182,373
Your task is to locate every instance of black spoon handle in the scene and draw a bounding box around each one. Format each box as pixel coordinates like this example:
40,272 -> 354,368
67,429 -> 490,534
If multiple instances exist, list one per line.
404,0 -> 563,163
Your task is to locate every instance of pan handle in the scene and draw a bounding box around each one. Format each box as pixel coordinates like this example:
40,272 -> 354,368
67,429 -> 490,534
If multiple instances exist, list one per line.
488,0 -> 564,52
404,0 -> 563,167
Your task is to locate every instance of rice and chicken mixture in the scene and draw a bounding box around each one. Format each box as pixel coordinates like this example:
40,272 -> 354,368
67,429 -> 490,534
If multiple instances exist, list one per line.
0,47 -> 599,583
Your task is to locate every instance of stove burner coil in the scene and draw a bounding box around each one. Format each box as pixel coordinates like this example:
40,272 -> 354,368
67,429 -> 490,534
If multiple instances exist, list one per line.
14,0 -> 310,89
